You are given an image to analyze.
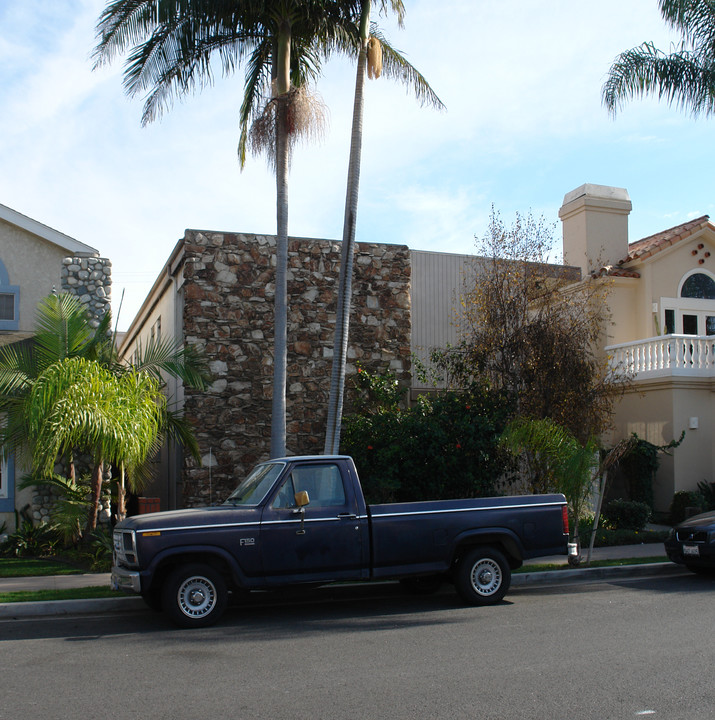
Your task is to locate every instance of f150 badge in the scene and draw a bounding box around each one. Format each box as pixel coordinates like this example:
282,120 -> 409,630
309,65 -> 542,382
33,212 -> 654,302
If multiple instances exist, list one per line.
240,537 -> 256,547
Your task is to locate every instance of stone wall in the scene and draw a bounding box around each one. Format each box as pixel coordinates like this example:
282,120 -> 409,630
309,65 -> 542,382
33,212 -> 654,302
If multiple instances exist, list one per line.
181,231 -> 411,506
61,256 -> 112,327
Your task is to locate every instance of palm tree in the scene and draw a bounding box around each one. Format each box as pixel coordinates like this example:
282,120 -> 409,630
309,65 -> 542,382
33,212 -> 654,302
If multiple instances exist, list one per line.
27,357 -> 166,532
323,1 -> 444,454
500,417 -> 600,562
94,1 -> 431,459
603,0 -> 715,117
0,293 -> 208,530
93,0 -> 365,459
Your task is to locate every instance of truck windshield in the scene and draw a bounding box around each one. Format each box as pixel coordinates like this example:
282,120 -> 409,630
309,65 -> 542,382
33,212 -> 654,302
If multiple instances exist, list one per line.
223,462 -> 285,506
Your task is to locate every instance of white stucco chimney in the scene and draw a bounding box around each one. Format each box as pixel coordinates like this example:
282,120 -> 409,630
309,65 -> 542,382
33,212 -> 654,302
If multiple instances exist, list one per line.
559,183 -> 631,275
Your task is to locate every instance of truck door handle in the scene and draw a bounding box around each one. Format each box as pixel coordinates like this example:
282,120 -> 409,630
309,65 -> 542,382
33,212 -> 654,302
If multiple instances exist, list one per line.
337,513 -> 357,520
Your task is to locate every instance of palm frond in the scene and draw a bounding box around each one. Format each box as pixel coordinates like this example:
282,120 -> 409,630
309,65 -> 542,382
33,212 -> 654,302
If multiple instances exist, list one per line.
604,2 -> 715,116
370,26 -> 445,110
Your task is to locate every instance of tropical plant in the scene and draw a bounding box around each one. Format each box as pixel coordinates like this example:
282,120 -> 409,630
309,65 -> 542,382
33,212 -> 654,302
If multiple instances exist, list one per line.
603,0 -> 715,117
0,293 -> 207,531
18,472 -> 93,546
0,506 -> 58,558
323,0 -> 444,453
500,417 -> 600,559
25,357 -> 165,532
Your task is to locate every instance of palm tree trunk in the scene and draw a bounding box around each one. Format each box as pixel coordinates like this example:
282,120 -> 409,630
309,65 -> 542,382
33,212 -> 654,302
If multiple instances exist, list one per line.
270,21 -> 292,459
324,1 -> 371,455
117,461 -> 126,521
86,459 -> 104,534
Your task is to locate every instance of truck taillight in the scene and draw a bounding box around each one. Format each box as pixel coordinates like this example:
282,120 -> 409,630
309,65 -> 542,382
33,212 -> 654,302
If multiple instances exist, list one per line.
562,506 -> 569,535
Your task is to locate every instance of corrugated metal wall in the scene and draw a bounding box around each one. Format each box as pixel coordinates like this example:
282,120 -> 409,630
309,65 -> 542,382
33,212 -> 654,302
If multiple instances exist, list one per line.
410,249 -> 477,392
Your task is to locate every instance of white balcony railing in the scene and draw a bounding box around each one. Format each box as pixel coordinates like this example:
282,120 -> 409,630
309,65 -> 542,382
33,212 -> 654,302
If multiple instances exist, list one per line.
606,335 -> 715,380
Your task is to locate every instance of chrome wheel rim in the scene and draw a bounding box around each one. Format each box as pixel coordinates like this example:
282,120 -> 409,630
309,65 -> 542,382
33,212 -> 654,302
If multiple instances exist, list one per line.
470,558 -> 502,597
177,575 -> 216,618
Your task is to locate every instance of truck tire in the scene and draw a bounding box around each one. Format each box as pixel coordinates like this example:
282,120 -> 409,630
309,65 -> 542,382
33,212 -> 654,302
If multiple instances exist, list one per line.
162,564 -> 228,628
455,546 -> 510,605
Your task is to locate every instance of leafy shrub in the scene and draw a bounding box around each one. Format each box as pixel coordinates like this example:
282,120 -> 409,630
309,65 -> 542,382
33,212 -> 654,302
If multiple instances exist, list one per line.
613,432 -> 684,511
342,369 -> 512,503
696,480 -> 715,512
670,491 -> 703,524
602,499 -> 651,531
0,506 -> 59,558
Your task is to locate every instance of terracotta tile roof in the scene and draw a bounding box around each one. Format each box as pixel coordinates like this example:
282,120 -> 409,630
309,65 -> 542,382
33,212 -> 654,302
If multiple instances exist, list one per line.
619,215 -> 711,265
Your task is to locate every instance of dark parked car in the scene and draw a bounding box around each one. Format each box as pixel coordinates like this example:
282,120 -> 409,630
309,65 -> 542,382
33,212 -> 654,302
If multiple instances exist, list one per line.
665,510 -> 715,573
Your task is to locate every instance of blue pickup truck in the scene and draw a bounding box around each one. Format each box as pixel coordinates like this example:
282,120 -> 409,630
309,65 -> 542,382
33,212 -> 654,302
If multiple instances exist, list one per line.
112,455 -> 569,627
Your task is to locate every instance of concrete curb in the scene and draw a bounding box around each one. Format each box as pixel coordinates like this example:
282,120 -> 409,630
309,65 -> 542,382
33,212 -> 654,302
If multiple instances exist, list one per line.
512,561 -> 687,587
0,562 -> 690,619
0,595 -> 145,619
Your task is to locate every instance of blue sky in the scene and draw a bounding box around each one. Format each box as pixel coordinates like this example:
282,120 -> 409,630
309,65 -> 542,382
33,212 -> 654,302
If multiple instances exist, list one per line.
1,0 -> 714,329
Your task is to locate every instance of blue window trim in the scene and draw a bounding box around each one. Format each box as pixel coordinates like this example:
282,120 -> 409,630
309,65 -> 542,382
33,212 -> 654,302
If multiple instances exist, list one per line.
0,258 -> 19,331
0,454 -> 15,513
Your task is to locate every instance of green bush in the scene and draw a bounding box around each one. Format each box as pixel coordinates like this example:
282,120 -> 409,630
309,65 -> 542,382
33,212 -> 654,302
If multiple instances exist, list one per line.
669,491 -> 703,524
342,369 -> 512,503
0,507 -> 59,558
696,480 -> 715,512
602,499 -> 651,531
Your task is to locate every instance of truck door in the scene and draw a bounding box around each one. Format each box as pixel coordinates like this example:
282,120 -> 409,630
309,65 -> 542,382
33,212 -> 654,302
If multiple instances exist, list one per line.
259,461 -> 366,583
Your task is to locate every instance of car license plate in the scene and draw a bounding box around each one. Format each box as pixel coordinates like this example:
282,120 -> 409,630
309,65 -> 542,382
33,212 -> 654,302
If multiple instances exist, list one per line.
683,544 -> 700,557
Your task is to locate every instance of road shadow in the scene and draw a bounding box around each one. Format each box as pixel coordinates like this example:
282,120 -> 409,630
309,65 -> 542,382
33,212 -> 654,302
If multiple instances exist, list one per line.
0,581 -> 511,642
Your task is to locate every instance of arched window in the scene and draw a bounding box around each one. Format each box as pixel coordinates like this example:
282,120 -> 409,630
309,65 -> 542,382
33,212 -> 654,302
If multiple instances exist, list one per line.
681,273 -> 715,299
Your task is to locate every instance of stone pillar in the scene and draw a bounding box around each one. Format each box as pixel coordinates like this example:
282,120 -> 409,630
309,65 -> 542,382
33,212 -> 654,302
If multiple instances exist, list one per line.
61,256 -> 112,327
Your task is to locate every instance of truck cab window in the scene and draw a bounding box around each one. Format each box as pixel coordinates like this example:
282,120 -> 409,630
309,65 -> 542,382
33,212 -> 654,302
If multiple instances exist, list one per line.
291,464 -> 346,507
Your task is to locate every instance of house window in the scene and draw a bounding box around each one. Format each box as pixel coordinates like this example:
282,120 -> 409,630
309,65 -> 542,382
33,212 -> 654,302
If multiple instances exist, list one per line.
665,309 -> 675,335
0,293 -> 14,321
0,455 -> 14,512
681,273 -> 715,299
661,270 -> 715,336
0,258 -> 20,331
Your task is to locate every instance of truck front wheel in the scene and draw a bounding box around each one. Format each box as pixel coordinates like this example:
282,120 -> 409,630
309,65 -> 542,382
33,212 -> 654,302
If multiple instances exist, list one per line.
162,564 -> 228,628
455,546 -> 510,605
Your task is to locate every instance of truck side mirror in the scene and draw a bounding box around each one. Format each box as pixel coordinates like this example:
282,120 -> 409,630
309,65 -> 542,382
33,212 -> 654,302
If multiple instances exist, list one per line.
294,490 -> 310,508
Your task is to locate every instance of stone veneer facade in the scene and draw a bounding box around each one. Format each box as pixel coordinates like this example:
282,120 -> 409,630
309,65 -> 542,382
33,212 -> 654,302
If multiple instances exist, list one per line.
180,231 -> 411,507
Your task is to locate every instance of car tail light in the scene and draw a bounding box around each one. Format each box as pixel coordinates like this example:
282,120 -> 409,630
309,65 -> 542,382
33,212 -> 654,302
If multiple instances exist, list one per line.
562,505 -> 569,535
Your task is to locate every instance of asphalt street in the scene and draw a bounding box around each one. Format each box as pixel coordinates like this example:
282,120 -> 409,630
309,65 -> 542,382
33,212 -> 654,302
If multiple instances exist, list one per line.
0,570 -> 713,720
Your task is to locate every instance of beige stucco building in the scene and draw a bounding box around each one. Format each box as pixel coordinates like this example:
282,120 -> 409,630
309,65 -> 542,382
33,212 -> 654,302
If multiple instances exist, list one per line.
560,183 -> 715,512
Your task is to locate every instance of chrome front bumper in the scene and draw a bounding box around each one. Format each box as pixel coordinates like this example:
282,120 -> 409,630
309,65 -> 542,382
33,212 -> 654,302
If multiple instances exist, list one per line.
111,565 -> 142,593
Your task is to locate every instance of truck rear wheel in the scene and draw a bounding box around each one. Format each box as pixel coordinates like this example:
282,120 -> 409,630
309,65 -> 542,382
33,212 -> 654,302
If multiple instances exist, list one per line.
455,546 -> 510,605
162,564 -> 228,628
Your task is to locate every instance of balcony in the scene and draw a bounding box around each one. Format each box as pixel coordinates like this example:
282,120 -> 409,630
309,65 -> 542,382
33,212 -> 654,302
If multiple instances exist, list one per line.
606,335 -> 715,380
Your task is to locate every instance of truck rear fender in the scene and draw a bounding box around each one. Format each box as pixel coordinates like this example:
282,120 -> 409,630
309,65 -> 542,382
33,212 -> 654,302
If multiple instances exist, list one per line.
143,545 -> 248,593
451,528 -> 525,570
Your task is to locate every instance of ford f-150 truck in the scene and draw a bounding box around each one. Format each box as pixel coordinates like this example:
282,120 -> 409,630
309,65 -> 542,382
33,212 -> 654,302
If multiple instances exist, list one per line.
112,455 -> 569,627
